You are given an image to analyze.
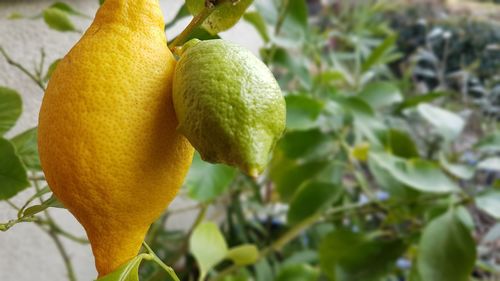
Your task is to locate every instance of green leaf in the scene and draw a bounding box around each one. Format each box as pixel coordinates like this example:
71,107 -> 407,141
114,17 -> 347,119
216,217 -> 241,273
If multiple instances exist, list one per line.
277,129 -> 336,160
285,95 -> 323,131
11,128 -> 41,170
185,153 -> 237,202
7,13 -> 24,20
287,182 -> 340,224
319,230 -> 406,281
379,129 -> 419,158
42,7 -> 76,32
226,244 -> 259,266
476,191 -> 500,219
0,87 -> 22,136
477,157 -> 500,172
270,159 -> 330,202
274,0 -> 308,44
243,12 -> 269,42
369,152 -> 458,193
417,210 -> 476,281
44,59 -> 61,82
359,82 -> 402,109
97,254 -> 148,281
417,104 -> 465,141
22,195 -> 63,217
269,48 -> 312,88
439,153 -> 474,180
190,221 -> 228,279
49,2 -> 88,17
0,138 -> 30,200
275,264 -> 319,281
476,131 -> 500,153
362,35 -> 398,72
166,4 -> 190,29
394,92 -> 446,114
186,0 -> 253,35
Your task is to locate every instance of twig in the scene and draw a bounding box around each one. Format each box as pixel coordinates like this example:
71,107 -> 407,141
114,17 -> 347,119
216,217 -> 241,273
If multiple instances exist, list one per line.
32,176 -> 77,281
0,46 -> 45,90
168,0 -> 217,50
142,242 -> 180,281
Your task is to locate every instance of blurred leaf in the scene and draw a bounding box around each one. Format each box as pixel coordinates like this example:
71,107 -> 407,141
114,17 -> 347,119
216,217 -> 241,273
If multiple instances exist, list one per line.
288,182 -> 340,224
11,128 -> 41,170
277,129 -> 336,160
417,104 -> 465,141
476,132 -> 500,153
275,264 -> 319,281
362,34 -> 398,72
185,153 -> 237,202
340,97 -> 385,142
97,254 -> 147,281
270,159 -> 330,202
369,152 -> 457,193
49,2 -> 88,17
359,82 -> 402,109
273,0 -> 308,45
255,259 -> 273,281
394,92 -> 445,114
43,7 -> 77,32
270,48 -> 311,88
226,244 -> 259,266
7,13 -> 24,20
43,59 -> 61,82
190,221 -> 228,279
166,4 -> 190,29
243,12 -> 269,42
186,0 -> 253,35
379,129 -> 419,158
0,87 -> 22,136
477,157 -> 500,172
439,153 -> 474,180
319,229 -> 406,281
0,138 -> 30,200
476,191 -> 500,219
417,210 -> 476,281
285,95 -> 323,131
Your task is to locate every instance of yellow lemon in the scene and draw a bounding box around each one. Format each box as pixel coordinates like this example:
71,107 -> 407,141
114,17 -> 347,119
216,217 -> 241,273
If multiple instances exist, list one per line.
173,39 -> 286,177
38,0 -> 194,276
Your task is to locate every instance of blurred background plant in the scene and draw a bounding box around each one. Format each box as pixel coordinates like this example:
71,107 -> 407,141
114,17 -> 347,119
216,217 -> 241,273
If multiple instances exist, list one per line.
1,0 -> 500,280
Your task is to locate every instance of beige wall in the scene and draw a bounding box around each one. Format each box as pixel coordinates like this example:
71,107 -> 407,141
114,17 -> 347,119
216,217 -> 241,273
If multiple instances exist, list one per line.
0,1 -> 262,280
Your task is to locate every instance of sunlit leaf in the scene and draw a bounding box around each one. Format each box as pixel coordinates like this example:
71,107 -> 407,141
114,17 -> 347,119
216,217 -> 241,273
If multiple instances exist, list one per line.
417,104 -> 465,141
369,152 -> 458,193
186,0 -> 253,35
43,7 -> 77,32
359,82 -> 402,109
97,254 -> 148,281
226,244 -> 259,266
476,191 -> 500,219
190,221 -> 228,279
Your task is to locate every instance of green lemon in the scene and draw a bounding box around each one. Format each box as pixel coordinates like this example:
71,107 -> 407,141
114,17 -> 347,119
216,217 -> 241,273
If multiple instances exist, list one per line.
173,39 -> 286,177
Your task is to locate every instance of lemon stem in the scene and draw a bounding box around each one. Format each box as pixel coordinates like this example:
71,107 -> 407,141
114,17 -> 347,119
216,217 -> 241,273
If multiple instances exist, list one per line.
142,241 -> 181,281
169,3 -> 215,51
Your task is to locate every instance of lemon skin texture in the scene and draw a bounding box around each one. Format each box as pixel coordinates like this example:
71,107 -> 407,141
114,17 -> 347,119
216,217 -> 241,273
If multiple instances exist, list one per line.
173,39 -> 286,177
38,0 -> 194,276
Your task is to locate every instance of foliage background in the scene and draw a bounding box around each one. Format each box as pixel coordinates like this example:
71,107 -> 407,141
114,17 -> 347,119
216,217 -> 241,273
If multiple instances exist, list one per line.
1,0 -> 500,281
